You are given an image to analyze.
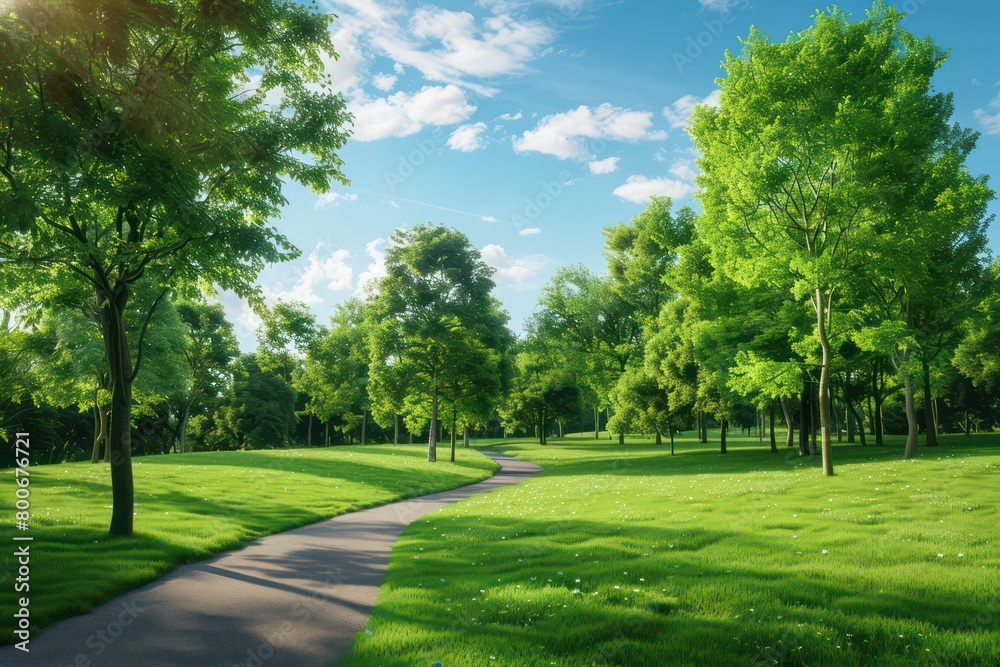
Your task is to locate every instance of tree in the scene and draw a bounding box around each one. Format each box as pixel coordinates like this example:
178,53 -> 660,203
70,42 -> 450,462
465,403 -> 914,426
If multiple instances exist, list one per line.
608,365 -> 675,451
296,299 -> 370,446
212,354 -> 295,451
0,0 -> 350,534
691,4 -> 958,475
257,300 -> 319,444
368,224 -> 504,462
175,300 -> 239,453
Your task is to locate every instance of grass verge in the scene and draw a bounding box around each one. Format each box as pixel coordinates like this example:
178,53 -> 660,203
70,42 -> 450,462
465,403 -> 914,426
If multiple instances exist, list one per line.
342,432 -> 999,666
0,444 -> 497,644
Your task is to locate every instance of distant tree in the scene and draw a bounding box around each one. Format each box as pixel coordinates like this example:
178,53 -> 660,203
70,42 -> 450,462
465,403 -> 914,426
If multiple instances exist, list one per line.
175,300 -> 239,453
257,300 -> 319,445
368,225 -> 505,462
0,0 -> 351,534
212,354 -> 295,451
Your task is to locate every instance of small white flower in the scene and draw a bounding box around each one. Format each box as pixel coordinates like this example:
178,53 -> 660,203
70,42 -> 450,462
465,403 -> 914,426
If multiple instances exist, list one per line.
937,553 -> 944,558
822,549 -> 828,555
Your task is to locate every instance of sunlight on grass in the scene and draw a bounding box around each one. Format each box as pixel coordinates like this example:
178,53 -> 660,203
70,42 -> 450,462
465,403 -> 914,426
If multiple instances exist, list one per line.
343,433 -> 1000,666
0,445 -> 497,644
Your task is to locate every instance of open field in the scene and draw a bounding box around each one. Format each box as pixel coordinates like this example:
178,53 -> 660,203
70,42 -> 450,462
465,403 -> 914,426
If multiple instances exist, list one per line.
342,433 -> 1000,666
0,445 -> 497,644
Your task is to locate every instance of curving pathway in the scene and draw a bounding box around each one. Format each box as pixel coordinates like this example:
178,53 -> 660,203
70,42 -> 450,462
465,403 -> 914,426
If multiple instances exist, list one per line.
2,451 -> 540,667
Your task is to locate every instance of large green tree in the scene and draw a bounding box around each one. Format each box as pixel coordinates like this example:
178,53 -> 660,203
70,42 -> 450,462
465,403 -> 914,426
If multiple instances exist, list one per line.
0,0 -> 350,534
690,4 -> 958,475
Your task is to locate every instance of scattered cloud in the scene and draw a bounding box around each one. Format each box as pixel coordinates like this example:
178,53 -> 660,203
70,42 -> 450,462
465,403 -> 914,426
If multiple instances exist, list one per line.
349,84 -> 477,141
589,156 -> 620,174
519,227 -> 542,236
497,111 -> 523,121
699,0 -> 738,10
480,244 -> 547,287
268,247 -> 353,306
482,215 -> 499,223
355,237 -> 390,296
447,122 -> 489,151
613,175 -> 694,204
514,103 -> 666,160
663,90 -> 721,130
315,191 -> 358,209
668,158 -> 698,182
975,92 -> 1000,135
372,72 -> 398,91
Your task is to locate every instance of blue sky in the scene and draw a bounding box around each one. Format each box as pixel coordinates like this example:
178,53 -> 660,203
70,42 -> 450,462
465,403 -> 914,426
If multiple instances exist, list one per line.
221,0 -> 1000,349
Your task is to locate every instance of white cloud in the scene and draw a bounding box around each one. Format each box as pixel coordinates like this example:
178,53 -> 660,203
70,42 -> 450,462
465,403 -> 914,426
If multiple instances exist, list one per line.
589,156 -> 620,174
613,175 -> 694,204
349,84 -> 477,141
975,92 -> 1000,135
668,158 -> 698,182
497,111 -> 523,121
514,104 -> 666,160
447,122 -> 489,151
519,227 -> 541,236
372,72 -> 398,91
480,244 -> 547,287
269,248 -> 353,306
663,90 -> 721,130
482,215 -> 499,223
356,237 -> 390,296
315,191 -> 358,209
699,0 -> 738,10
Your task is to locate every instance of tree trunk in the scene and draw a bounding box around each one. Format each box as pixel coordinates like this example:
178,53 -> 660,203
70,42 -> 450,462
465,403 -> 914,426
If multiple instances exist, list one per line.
361,409 -> 368,445
769,403 -> 777,453
874,394 -> 884,446
450,404 -> 457,463
618,431 -> 624,445
394,414 -> 400,445
655,430 -> 662,445
669,427 -> 674,455
922,358 -> 937,447
780,398 -> 794,447
463,425 -> 470,448
606,407 -> 611,440
428,389 -> 438,462
594,405 -> 599,440
720,416 -> 727,454
849,403 -> 866,447
903,368 -> 918,459
799,389 -> 810,456
325,420 -> 330,446
699,411 -> 708,443
932,399 -> 939,437
964,407 -> 970,436
98,284 -> 135,536
847,404 -> 855,443
814,290 -> 834,475
307,413 -> 313,447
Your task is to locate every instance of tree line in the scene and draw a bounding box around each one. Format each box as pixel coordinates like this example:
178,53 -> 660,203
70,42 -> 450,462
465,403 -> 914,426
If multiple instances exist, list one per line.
4,2 -> 1000,538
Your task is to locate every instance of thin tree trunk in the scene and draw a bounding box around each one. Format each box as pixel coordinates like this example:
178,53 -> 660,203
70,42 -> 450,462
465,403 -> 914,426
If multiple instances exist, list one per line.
428,389 -> 438,462
922,358 -> 937,447
932,398 -> 939,436
655,430 -> 661,445
558,420 -> 563,438
669,427 -> 674,455
594,405 -> 599,439
307,413 -> 313,447
700,411 -> 708,443
964,407 -> 970,436
847,404 -> 856,443
849,403 -> 867,447
769,403 -> 777,453
758,410 -> 764,446
394,414 -> 400,445
814,289 -> 834,475
325,420 -> 330,446
720,416 -> 727,454
361,409 -> 368,445
463,425 -> 470,448
903,368 -> 918,459
606,407 -> 611,440
799,389 -> 810,456
450,404 -> 456,463
781,398 -> 794,447
99,284 -> 135,536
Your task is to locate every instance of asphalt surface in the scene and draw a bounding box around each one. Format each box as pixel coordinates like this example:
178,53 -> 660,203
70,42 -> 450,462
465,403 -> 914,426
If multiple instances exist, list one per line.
1,450 -> 540,667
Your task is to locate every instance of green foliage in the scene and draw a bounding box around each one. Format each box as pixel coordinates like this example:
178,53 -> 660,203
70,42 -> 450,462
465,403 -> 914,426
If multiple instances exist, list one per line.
210,354 -> 295,450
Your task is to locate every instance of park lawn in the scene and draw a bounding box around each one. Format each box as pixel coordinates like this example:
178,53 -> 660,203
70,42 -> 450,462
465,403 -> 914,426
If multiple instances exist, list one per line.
0,444 -> 497,645
342,433 -> 1000,667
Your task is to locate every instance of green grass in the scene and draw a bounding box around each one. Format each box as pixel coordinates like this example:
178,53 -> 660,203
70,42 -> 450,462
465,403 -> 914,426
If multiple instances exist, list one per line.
342,432 -> 1000,666
0,444 -> 497,644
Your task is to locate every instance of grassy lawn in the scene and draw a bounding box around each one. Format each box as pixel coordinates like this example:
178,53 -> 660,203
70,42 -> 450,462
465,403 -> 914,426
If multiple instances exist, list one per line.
0,444 -> 497,644
342,432 -> 1000,666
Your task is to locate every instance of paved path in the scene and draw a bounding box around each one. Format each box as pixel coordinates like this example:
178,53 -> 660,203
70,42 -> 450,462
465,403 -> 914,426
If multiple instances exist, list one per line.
2,451 -> 540,667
